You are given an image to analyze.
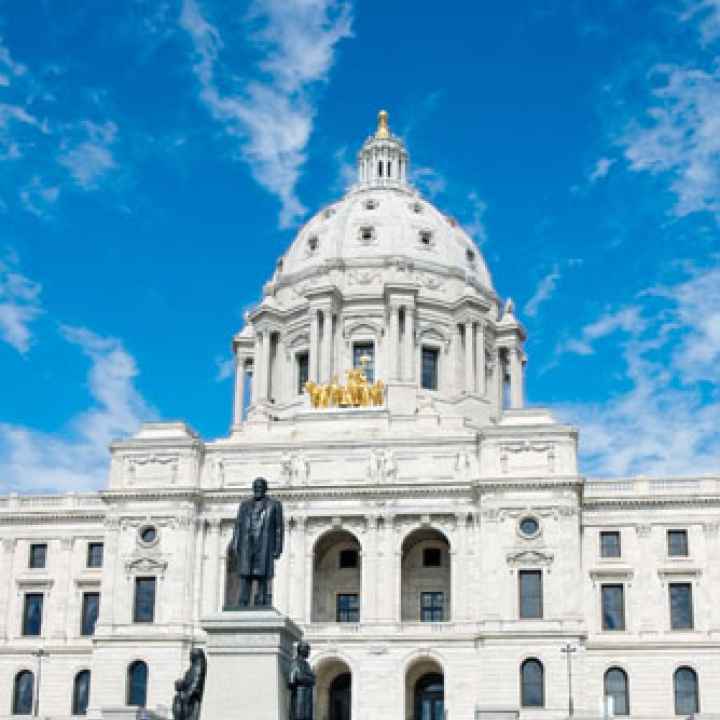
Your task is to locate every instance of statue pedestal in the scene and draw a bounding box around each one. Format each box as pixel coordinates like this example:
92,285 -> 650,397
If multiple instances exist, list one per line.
200,609 -> 302,720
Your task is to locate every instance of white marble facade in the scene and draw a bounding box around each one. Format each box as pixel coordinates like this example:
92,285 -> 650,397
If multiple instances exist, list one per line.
0,113 -> 718,720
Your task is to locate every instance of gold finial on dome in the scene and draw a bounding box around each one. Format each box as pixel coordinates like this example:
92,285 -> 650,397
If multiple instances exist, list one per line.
375,109 -> 390,139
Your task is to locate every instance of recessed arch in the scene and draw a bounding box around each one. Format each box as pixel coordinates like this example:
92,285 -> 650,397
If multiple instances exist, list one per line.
72,669 -> 91,715
13,669 -> 34,715
401,527 -> 451,622
314,656 -> 352,720
404,656 -> 444,720
674,666 -> 699,715
127,660 -> 148,707
604,666 -> 629,716
312,529 -> 362,623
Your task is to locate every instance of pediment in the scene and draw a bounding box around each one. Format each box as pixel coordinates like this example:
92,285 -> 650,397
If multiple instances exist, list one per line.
125,555 -> 168,579
506,549 -> 554,567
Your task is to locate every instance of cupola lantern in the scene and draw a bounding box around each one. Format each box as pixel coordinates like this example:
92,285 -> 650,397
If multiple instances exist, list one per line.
356,110 -> 409,188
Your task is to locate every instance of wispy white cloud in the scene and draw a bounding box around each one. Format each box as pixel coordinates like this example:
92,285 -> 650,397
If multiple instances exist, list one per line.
0,326 -> 154,492
19,176 -> 60,218
462,190 -> 488,246
588,156 -> 615,182
215,355 -> 234,382
524,265 -> 562,318
179,0 -> 353,228
412,166 -> 446,197
58,120 -> 118,189
560,306 -> 644,356
0,255 -> 43,354
683,0 -> 720,45
557,261 -> 720,476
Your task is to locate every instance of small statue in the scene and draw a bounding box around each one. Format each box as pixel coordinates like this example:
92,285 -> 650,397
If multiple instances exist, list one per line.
228,477 -> 284,608
172,648 -> 206,720
289,641 -> 316,720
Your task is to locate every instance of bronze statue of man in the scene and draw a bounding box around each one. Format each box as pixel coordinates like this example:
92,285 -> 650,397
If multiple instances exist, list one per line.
289,641 -> 315,720
228,477 -> 284,607
172,648 -> 206,720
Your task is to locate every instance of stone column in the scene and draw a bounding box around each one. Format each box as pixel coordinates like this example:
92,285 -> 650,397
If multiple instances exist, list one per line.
289,516 -> 307,624
0,539 -> 16,639
251,334 -> 262,404
388,304 -> 400,380
476,322 -> 486,395
509,347 -> 524,408
464,320 -> 474,392
403,306 -> 415,381
261,329 -> 272,401
233,355 -> 246,425
192,519 -> 206,625
309,310 -> 320,382
321,309 -> 333,382
54,537 -> 75,639
204,519 -> 222,615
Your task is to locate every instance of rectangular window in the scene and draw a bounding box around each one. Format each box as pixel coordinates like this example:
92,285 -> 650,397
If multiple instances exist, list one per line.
29,543 -> 47,569
421,347 -> 439,390
600,531 -> 621,558
420,591 -> 444,622
668,529 -> 689,557
353,342 -> 374,382
87,542 -> 104,568
22,593 -> 43,636
336,594 -> 359,622
133,577 -> 156,623
601,584 -> 625,631
296,352 -> 309,395
519,570 -> 543,619
81,592 -> 100,636
423,547 -> 442,567
338,549 -> 358,569
670,583 -> 694,630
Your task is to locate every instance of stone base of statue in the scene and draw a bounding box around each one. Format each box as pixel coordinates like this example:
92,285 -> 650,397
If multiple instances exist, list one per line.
200,608 -> 302,720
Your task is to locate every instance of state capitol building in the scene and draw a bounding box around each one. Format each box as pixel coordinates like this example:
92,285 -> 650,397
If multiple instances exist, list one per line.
1,112 -> 718,720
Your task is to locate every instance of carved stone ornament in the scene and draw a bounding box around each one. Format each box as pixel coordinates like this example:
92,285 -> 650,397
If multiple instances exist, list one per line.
506,549 -> 554,568
499,441 -> 555,474
125,555 -> 168,580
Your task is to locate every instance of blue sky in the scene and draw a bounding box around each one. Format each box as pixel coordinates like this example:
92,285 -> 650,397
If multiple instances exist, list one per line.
0,0 -> 718,491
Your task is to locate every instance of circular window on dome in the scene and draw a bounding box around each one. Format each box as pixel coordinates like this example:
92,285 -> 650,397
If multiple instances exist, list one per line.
323,207 -> 336,219
518,516 -> 540,538
358,226 -> 376,245
307,235 -> 319,252
418,229 -> 433,248
365,198 -> 379,210
138,525 -> 159,547
466,248 -> 476,263
410,201 -> 423,213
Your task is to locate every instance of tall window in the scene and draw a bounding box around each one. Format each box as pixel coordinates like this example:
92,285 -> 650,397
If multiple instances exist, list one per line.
600,531 -> 621,558
420,592 -> 444,622
668,529 -> 689,557
336,594 -> 360,622
520,659 -> 544,707
13,670 -> 34,715
421,347 -> 439,390
296,352 -> 309,395
133,577 -> 156,623
674,667 -> 699,715
87,542 -> 104,568
669,583 -> 694,630
72,670 -> 91,715
519,570 -> 543,619
601,584 -> 625,631
604,667 -> 629,716
22,593 -> 43,636
81,592 -> 100,636
29,543 -> 47,569
127,660 -> 148,707
353,342 -> 374,382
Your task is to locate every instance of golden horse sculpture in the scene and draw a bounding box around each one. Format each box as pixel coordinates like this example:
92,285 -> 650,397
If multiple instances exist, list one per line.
305,368 -> 385,409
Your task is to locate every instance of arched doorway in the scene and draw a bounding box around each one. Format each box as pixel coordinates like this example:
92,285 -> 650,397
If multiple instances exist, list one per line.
401,528 -> 451,622
315,658 -> 352,720
312,530 -> 362,623
415,673 -> 444,720
405,657 -> 444,720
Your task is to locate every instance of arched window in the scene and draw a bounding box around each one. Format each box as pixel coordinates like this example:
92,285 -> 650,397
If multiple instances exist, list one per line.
73,670 -> 91,715
127,660 -> 148,707
414,673 -> 443,720
604,667 -> 629,716
13,670 -> 34,715
520,659 -> 544,707
674,666 -> 699,715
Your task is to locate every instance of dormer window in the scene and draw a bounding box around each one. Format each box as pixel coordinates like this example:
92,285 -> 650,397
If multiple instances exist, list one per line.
419,230 -> 433,247
323,207 -> 335,219
411,201 -> 423,213
359,226 -> 375,244
308,235 -> 319,252
365,199 -> 378,210
466,248 -> 476,262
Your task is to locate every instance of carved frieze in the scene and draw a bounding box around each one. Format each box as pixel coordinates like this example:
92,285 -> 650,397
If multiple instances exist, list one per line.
506,549 -> 554,568
124,555 -> 168,579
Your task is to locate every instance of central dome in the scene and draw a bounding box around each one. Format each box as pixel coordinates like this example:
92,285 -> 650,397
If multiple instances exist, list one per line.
276,111 -> 494,294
